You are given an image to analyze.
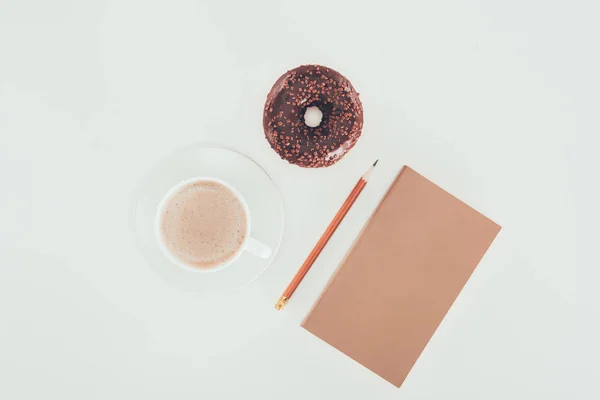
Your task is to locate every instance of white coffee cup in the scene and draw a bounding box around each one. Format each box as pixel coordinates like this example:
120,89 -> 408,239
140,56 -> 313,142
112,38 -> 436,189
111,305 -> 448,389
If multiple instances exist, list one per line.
154,177 -> 272,273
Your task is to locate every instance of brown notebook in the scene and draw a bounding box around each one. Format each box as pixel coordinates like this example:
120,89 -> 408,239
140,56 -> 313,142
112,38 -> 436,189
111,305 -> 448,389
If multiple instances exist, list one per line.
302,166 -> 501,387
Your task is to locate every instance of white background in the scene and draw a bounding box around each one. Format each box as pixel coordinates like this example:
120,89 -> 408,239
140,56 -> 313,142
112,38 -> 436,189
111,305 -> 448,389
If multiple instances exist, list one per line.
1,0 -> 599,398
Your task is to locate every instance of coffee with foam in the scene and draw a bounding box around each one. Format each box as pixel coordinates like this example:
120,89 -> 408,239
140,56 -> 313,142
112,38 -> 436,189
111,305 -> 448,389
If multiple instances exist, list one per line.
158,179 -> 248,269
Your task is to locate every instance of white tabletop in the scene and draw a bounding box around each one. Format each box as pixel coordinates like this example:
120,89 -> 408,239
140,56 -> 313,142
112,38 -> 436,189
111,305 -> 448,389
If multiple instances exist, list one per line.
1,1 -> 599,398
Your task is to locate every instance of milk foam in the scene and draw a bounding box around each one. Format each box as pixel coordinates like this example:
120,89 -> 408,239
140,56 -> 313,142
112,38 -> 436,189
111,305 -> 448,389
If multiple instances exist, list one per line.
159,180 -> 248,268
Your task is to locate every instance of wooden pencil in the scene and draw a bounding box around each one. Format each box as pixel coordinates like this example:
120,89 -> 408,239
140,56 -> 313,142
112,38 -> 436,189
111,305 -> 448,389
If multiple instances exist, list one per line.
275,160 -> 378,311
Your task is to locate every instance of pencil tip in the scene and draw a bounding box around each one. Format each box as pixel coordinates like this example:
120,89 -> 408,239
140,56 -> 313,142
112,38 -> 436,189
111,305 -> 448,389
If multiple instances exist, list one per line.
373,159 -> 379,167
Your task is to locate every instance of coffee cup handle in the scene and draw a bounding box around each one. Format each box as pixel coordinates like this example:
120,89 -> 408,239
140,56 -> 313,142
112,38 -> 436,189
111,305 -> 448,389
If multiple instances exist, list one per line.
244,237 -> 272,259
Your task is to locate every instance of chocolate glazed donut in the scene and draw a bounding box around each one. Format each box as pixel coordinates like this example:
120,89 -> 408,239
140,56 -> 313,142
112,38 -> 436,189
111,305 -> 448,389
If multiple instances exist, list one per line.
263,65 -> 363,168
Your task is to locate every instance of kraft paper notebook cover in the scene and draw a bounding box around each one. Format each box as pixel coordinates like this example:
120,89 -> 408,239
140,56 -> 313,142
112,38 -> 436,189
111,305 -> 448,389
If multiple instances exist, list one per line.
301,166 -> 501,387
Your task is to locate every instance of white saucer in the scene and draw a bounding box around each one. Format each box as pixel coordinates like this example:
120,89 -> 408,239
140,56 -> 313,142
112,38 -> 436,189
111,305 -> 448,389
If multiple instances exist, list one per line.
131,144 -> 284,294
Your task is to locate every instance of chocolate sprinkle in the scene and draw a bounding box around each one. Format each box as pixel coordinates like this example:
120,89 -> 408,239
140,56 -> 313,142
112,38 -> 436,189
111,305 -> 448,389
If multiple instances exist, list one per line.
263,65 -> 364,168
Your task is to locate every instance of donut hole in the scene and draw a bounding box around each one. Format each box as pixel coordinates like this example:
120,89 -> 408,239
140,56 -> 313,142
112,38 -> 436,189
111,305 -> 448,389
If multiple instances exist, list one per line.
304,106 -> 323,128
